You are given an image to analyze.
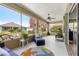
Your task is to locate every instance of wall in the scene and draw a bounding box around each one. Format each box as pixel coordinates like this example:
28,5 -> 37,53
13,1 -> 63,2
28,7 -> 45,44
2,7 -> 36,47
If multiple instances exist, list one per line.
38,19 -> 48,36
30,16 -> 48,36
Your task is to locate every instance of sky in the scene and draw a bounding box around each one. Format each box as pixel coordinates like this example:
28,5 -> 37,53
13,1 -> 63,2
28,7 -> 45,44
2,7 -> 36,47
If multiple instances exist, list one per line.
0,5 -> 30,27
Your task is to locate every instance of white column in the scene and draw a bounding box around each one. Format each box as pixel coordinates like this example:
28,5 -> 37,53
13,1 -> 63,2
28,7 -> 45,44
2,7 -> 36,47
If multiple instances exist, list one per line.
76,4 -> 79,56
64,13 -> 69,45
20,12 -> 22,31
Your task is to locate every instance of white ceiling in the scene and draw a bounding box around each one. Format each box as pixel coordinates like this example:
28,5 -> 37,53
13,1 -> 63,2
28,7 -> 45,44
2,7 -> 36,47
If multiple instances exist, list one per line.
22,3 -> 67,21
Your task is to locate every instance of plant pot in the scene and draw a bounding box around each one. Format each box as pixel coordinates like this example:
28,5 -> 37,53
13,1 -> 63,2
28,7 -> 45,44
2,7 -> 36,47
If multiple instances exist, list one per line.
55,34 -> 64,42
25,39 -> 29,44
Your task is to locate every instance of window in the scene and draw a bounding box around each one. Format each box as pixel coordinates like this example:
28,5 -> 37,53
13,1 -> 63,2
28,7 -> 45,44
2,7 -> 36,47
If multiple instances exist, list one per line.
21,14 -> 30,31
0,5 -> 20,25
22,14 -> 30,27
0,5 -> 30,32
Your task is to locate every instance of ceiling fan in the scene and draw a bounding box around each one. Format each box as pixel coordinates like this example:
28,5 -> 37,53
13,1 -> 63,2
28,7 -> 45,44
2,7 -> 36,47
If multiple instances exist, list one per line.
47,13 -> 55,21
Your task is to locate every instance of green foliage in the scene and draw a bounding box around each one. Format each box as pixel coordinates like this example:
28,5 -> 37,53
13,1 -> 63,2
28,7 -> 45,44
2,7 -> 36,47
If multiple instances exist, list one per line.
16,29 -> 22,32
0,32 -> 4,37
0,32 -> 9,37
50,25 -> 62,34
20,32 -> 28,39
8,28 -> 15,33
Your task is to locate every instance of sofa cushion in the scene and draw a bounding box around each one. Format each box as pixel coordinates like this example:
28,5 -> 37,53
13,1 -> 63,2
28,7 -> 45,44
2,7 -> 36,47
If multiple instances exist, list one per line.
0,47 -> 10,56
3,47 -> 18,56
3,47 -> 10,52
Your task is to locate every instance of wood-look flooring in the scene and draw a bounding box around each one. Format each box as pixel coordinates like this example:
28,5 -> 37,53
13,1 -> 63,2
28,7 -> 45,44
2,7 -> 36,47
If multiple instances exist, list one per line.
66,43 -> 77,56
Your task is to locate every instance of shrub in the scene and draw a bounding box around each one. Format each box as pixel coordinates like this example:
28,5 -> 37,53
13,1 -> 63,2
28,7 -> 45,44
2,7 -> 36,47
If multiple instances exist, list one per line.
50,25 -> 62,34
8,28 -> 15,33
20,32 -> 28,39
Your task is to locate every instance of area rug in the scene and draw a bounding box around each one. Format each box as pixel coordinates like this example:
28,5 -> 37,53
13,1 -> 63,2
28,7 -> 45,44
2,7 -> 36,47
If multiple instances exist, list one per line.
21,47 -> 54,56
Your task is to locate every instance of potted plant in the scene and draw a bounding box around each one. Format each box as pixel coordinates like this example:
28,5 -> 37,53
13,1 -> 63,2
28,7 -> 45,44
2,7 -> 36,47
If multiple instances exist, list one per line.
50,25 -> 63,38
20,32 -> 29,44
20,32 -> 28,40
56,28 -> 63,38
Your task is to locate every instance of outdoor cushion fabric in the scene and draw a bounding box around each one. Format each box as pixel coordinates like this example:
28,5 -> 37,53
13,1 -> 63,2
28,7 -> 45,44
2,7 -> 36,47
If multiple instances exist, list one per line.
0,47 -> 10,56
34,35 -> 45,46
3,47 -> 18,56
21,47 -> 54,56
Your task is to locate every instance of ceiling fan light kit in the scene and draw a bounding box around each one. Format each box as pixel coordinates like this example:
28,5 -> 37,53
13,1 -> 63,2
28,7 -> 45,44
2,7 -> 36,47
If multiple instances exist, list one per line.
47,13 -> 55,21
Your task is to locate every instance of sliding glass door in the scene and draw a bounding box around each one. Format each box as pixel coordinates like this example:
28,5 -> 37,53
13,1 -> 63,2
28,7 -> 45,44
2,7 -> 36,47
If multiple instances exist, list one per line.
69,5 -> 77,56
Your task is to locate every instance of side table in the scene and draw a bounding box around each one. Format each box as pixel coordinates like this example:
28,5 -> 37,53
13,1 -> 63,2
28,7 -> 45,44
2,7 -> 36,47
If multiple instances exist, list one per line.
20,39 -> 25,47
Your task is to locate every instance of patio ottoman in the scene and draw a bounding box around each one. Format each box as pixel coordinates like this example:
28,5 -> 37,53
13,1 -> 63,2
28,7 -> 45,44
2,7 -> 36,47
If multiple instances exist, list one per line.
33,35 -> 45,46
35,38 -> 45,46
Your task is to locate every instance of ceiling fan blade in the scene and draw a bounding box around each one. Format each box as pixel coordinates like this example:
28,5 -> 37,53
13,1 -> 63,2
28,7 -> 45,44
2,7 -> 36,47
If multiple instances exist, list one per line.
47,13 -> 55,20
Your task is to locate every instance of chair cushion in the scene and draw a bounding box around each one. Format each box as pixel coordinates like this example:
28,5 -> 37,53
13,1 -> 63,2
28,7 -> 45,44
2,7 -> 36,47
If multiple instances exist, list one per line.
0,47 -> 10,56
3,47 -> 18,56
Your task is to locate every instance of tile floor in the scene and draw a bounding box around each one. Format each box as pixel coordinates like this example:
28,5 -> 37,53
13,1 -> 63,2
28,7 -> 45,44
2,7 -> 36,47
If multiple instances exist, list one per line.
12,35 -> 68,56
43,35 -> 68,56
